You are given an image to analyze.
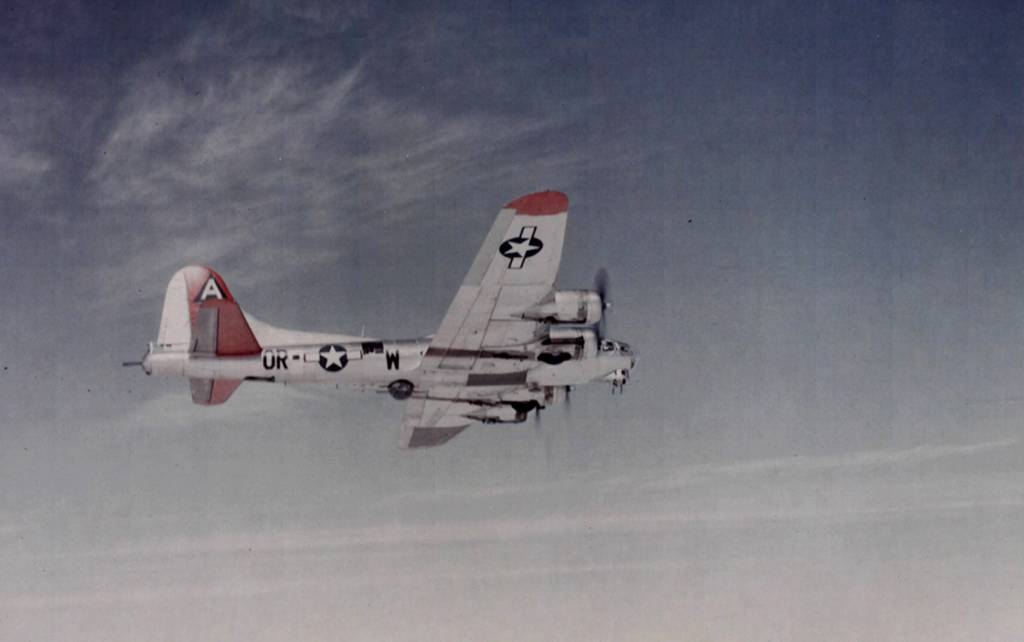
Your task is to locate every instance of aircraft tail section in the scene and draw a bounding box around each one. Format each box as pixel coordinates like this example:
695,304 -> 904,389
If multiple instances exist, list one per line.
156,266 -> 262,356
190,377 -> 244,405
155,266 -> 261,405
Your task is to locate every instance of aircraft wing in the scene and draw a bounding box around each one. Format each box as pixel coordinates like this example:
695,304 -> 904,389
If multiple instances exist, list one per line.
424,190 -> 568,366
400,190 -> 570,448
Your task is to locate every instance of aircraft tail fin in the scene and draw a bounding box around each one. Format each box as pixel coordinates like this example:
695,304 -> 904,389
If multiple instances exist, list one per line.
156,266 -> 262,357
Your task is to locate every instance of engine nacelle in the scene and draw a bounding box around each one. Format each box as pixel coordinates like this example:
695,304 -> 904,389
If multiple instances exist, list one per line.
523,290 -> 603,325
545,327 -> 595,345
540,328 -> 597,361
465,404 -> 527,424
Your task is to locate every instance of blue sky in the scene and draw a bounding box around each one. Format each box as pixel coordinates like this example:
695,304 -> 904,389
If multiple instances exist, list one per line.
1,1 -> 1023,640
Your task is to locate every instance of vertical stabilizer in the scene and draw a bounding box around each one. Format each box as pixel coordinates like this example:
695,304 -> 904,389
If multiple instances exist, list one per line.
156,266 -> 260,406
156,266 -> 203,351
156,265 -> 262,357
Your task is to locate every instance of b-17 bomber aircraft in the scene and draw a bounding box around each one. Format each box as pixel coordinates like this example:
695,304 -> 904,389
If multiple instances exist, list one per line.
125,191 -> 636,448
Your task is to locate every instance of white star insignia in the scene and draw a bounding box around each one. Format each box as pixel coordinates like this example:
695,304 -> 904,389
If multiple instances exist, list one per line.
321,346 -> 345,368
504,238 -> 535,257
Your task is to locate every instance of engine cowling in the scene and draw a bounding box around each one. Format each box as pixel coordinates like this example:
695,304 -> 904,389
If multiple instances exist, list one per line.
546,327 -> 595,345
465,404 -> 527,424
541,328 -> 597,360
524,290 -> 603,325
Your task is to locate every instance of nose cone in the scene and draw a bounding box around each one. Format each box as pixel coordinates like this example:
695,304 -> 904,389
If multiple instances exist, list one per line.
141,352 -> 153,375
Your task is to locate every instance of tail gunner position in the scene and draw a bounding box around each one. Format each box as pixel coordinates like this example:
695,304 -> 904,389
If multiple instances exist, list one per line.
125,191 -> 636,448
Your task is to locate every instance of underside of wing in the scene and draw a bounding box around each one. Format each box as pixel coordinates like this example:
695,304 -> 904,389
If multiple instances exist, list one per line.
398,390 -> 537,448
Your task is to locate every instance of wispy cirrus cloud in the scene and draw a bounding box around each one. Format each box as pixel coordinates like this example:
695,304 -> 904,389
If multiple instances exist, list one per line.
3,450 -> 1019,612
89,62 -> 365,221
0,88 -> 59,188
623,437 -> 1021,491
394,437 -> 1020,503
0,559 -> 691,610
82,7 -> 597,308
14,438 -> 1018,571
0,135 -> 52,184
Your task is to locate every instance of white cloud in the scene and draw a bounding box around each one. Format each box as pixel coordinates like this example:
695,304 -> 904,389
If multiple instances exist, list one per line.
0,136 -> 51,183
82,12 -> 596,310
394,438 -> 1019,503
0,88 -> 59,188
625,437 -> 1020,492
22,441 -> 1021,570
0,559 -> 690,610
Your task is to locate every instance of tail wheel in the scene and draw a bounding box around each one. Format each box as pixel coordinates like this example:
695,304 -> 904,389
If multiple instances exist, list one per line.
388,379 -> 414,400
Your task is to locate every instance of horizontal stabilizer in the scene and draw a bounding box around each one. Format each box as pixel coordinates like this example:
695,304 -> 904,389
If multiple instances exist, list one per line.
399,397 -> 472,448
403,425 -> 469,448
190,378 -> 243,405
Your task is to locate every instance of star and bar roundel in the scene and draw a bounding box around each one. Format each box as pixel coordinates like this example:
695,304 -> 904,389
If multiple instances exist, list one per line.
498,226 -> 543,269
319,344 -> 348,372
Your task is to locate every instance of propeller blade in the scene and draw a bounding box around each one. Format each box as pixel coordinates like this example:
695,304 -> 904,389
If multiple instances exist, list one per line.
594,268 -> 609,302
122,361 -> 144,367
594,268 -> 610,340
593,268 -> 606,309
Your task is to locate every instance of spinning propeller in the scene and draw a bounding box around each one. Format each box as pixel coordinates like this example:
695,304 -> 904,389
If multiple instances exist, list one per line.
594,268 -> 611,340
594,268 -> 631,394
